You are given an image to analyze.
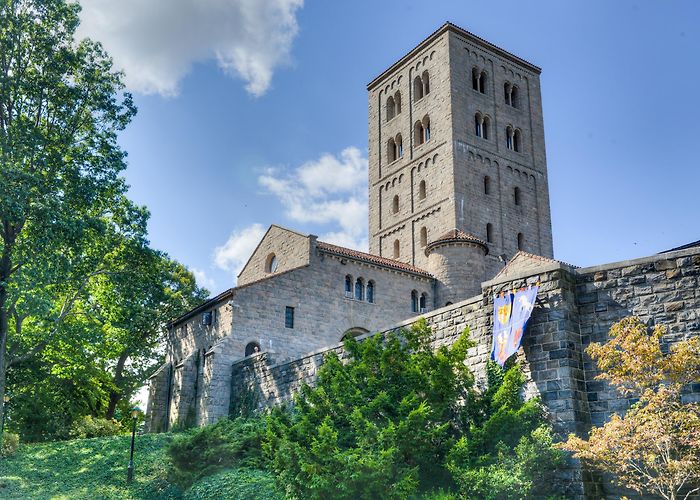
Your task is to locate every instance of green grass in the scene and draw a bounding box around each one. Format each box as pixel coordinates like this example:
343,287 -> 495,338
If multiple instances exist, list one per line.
0,433 -> 182,499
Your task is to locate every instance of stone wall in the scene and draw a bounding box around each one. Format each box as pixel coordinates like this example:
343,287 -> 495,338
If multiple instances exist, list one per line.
224,245 -> 700,497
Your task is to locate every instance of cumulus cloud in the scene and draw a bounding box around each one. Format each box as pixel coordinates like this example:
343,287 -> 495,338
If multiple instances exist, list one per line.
259,147 -> 369,251
191,267 -> 217,292
77,0 -> 303,96
213,223 -> 267,280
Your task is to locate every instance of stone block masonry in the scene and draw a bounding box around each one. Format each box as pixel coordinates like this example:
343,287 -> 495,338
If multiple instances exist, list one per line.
227,245 -> 700,498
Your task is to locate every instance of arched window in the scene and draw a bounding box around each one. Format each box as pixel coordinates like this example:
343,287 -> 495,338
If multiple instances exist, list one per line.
396,134 -> 403,158
484,176 -> 491,195
445,302 -> 453,306
504,82 -> 512,105
422,70 -> 430,95
411,290 -> 419,312
265,253 -> 278,273
486,223 -> 493,243
414,75 -> 424,101
345,275 -> 353,297
388,137 -> 397,163
392,195 -> 399,214
419,292 -> 428,312
342,327 -> 369,341
482,116 -> 490,139
514,129 -> 522,152
355,278 -> 364,300
478,71 -> 487,94
393,239 -> 400,258
418,180 -> 426,200
423,115 -> 431,142
394,91 -> 402,115
511,86 -> 519,108
366,281 -> 375,303
514,187 -> 521,206
506,125 -> 514,150
414,121 -> 425,146
517,232 -> 524,251
420,227 -> 428,247
472,68 -> 479,91
245,342 -> 261,357
386,95 -> 395,121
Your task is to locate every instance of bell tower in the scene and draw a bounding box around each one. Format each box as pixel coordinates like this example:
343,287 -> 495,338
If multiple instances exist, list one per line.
367,23 -> 553,281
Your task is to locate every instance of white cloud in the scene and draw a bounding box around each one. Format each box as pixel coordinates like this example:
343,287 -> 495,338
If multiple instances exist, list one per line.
258,147 -> 368,250
213,223 -> 267,280
77,0 -> 303,97
191,267 -> 217,291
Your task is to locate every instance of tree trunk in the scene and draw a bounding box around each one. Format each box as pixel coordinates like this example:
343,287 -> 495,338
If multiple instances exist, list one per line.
105,349 -> 129,420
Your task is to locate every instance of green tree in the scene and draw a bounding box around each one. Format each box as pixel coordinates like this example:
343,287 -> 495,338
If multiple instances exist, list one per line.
265,319 -> 476,499
0,0 -> 137,427
560,317 -> 700,500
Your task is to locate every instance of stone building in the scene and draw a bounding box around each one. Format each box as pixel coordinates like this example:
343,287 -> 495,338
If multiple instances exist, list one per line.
145,23 -> 699,496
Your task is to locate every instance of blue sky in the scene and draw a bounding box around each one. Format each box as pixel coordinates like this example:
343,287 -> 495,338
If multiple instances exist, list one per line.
77,0 -> 700,294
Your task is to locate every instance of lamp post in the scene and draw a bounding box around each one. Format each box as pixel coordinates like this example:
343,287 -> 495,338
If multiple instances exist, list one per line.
1,395 -> 9,435
127,407 -> 140,482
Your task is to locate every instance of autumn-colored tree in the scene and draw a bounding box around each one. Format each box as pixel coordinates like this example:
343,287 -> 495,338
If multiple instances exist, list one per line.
560,317 -> 700,500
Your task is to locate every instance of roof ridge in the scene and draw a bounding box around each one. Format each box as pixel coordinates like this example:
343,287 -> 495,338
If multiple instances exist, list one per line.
316,240 -> 432,277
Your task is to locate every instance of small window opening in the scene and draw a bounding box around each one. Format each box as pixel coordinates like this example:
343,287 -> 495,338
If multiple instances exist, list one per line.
517,232 -> 524,251
486,223 -> 493,243
285,306 -> 294,328
420,227 -> 427,247
411,290 -> 418,312
245,342 -> 261,357
484,176 -> 491,195
393,239 -> 400,258
514,187 -> 521,206
354,278 -> 364,301
366,281 -> 375,303
418,180 -> 426,200
392,195 -> 399,214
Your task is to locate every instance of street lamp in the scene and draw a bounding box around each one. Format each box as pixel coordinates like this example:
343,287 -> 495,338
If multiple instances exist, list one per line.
1,395 -> 9,435
127,407 -> 141,483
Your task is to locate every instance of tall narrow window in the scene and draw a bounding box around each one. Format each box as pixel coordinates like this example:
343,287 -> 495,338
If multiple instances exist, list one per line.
475,113 -> 483,137
511,86 -> 519,108
414,75 -> 424,101
366,281 -> 375,303
393,239 -> 400,258
419,293 -> 427,312
422,70 -> 430,95
472,68 -> 480,91
355,278 -> 364,301
482,116 -> 490,139
484,176 -> 491,195
514,129 -> 522,152
420,227 -> 428,247
418,180 -> 426,200
504,82 -> 512,106
514,187 -> 521,206
345,275 -> 352,297
423,116 -> 431,141
394,91 -> 402,115
478,71 -> 487,94
411,290 -> 419,313
265,253 -> 278,273
506,126 -> 514,150
386,95 -> 395,121
285,306 -> 294,329
392,195 -> 399,214
388,137 -> 397,162
414,121 -> 425,146
396,134 -> 403,158
517,232 -> 524,251
486,223 -> 493,243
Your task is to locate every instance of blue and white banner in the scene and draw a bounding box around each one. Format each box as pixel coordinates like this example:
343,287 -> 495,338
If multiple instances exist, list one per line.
491,286 -> 539,367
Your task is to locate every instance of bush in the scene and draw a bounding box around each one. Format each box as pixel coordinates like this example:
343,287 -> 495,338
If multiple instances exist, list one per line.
69,415 -> 123,439
168,416 -> 268,487
1,432 -> 20,457
184,468 -> 283,499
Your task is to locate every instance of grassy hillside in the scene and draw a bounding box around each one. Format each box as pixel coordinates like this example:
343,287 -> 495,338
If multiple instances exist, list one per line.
0,433 -> 181,499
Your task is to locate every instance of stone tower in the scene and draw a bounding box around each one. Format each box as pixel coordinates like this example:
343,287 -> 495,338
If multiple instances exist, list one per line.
367,23 -> 554,284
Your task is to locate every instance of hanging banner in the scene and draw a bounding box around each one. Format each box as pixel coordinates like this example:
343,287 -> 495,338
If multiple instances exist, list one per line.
491,292 -> 513,367
491,286 -> 539,367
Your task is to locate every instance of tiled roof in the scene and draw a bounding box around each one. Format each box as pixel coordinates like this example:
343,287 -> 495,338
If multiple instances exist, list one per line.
426,229 -> 488,254
316,241 -> 433,278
